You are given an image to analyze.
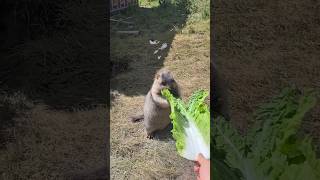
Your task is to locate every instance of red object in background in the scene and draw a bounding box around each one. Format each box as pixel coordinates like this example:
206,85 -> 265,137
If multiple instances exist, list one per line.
110,0 -> 138,13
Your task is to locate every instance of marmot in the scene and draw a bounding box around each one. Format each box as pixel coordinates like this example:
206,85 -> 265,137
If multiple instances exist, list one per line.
130,68 -> 180,138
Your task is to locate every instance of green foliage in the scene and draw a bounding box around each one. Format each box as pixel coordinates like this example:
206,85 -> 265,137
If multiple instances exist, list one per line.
213,88 -> 320,180
165,0 -> 209,20
141,0 -> 209,20
185,0 -> 210,20
162,89 -> 210,161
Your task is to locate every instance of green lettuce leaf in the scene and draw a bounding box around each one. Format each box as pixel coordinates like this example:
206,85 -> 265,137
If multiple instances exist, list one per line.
213,87 -> 320,180
162,89 -> 210,161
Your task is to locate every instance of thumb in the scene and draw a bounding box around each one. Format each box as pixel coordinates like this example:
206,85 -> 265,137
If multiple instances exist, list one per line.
195,153 -> 205,164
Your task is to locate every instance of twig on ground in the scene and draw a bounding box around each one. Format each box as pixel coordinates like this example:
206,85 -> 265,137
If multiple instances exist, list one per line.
110,18 -> 134,24
116,31 -> 140,35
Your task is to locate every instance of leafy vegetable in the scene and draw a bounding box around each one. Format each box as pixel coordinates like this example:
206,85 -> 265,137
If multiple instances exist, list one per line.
213,88 -> 320,180
161,89 -> 210,161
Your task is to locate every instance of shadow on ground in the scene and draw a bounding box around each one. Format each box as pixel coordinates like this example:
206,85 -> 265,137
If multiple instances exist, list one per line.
110,3 -> 188,100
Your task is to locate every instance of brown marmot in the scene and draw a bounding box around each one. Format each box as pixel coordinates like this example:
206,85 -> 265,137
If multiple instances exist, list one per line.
130,68 -> 180,138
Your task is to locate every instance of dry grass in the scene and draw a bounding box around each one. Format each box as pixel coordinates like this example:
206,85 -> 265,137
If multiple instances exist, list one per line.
110,3 -> 209,179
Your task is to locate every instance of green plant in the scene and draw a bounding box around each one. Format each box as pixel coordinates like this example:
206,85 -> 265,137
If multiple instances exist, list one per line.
162,89 -> 210,161
213,88 -> 320,180
157,0 -> 209,20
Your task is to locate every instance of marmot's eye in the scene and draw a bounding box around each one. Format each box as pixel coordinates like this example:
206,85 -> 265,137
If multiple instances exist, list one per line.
161,82 -> 166,86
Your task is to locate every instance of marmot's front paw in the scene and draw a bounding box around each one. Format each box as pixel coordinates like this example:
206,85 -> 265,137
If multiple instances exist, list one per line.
147,132 -> 155,139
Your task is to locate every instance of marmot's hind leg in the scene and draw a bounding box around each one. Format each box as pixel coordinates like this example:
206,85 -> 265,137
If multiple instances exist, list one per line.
147,131 -> 155,139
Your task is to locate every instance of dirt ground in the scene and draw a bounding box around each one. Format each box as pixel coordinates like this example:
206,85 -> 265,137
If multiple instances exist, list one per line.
110,2 -> 210,179
213,0 -> 320,151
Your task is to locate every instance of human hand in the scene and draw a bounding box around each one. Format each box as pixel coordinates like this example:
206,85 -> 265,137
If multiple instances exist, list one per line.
194,153 -> 210,180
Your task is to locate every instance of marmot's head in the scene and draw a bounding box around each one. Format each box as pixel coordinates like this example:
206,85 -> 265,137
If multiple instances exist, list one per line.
154,68 -> 179,96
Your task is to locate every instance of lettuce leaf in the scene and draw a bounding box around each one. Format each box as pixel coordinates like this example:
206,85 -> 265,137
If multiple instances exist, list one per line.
213,87 -> 320,180
162,89 -> 210,161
